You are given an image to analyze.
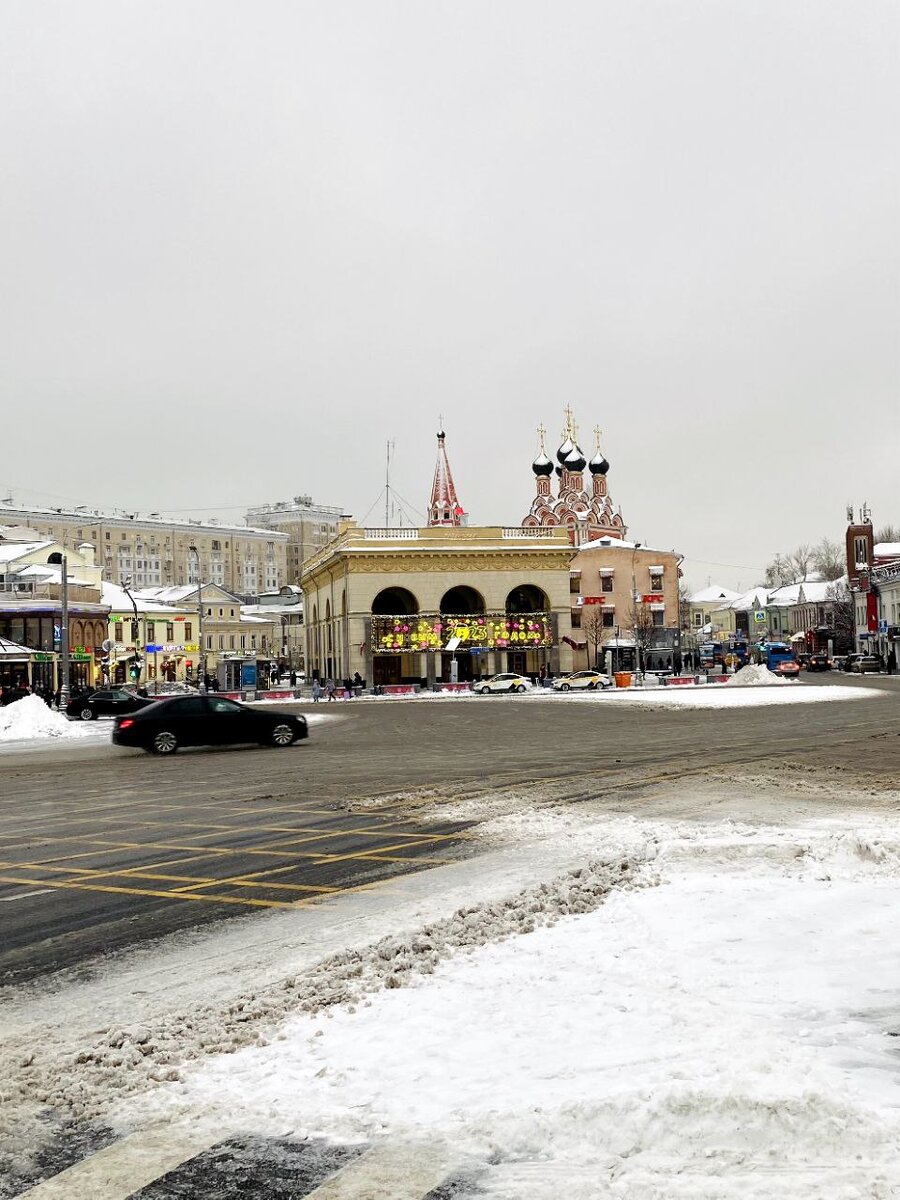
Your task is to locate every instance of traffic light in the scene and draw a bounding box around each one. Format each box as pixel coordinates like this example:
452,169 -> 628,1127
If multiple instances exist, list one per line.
131,619 -> 140,641
129,665 -> 141,680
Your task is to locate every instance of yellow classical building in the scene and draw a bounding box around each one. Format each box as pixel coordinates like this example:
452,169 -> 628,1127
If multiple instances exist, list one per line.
302,522 -> 576,686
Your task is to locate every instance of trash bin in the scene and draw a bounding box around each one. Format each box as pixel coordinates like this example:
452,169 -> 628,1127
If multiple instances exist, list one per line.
614,672 -> 632,689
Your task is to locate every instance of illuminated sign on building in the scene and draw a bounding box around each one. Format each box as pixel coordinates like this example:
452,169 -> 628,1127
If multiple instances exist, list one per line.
371,611 -> 553,654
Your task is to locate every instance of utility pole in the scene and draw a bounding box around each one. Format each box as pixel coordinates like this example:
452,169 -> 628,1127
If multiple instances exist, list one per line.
59,554 -> 70,707
190,545 -> 206,689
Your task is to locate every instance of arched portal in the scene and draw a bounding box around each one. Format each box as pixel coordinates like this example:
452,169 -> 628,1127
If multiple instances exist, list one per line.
439,585 -> 485,615
506,584 -> 549,614
371,587 -> 419,615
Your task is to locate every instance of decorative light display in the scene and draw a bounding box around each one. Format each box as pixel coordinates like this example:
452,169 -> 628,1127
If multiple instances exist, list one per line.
371,612 -> 553,653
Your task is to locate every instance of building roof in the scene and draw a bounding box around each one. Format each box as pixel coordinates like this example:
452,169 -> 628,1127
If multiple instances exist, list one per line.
875,542 -> 900,559
0,502 -> 286,539
576,535 -> 679,556
688,584 -> 741,605
101,582 -> 193,615
0,541 -> 51,563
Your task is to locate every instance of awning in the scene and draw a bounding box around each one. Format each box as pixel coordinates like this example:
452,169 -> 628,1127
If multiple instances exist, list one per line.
790,632 -> 807,642
0,637 -> 35,661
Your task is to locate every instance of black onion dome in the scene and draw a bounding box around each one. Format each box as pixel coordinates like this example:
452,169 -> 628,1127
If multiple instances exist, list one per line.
589,449 -> 610,475
532,451 -> 554,476
565,445 -> 587,471
556,436 -> 574,464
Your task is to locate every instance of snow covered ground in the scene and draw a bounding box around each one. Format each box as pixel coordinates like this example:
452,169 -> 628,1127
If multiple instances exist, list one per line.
82,805 -> 899,1198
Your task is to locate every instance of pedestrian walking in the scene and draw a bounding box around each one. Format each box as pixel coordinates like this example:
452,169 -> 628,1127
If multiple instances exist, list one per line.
289,669 -> 297,687
324,677 -> 336,701
312,679 -> 323,702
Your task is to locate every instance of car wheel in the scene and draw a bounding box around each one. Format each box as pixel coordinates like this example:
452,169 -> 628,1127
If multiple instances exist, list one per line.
515,684 -> 527,693
270,723 -> 295,747
152,730 -> 178,755
479,686 -> 491,695
80,707 -> 96,721
560,683 -> 570,691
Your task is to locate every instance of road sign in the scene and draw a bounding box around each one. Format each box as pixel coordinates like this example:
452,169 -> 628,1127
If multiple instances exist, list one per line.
753,611 -> 766,623
879,619 -> 889,634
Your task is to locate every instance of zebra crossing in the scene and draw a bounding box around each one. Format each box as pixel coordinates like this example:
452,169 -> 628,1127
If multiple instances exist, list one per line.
11,1129 -> 477,1200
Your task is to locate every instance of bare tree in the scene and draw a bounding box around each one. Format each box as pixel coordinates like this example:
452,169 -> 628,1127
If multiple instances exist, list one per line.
810,537 -> 844,582
875,524 -> 900,544
630,600 -> 656,674
786,543 -> 812,582
678,580 -> 692,632
825,579 -> 854,651
580,605 -> 606,669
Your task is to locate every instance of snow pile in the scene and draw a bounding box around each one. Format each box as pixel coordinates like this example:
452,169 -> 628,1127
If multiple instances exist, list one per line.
0,695 -> 79,741
726,662 -> 787,687
7,851 -> 652,1128
120,816 -> 900,1197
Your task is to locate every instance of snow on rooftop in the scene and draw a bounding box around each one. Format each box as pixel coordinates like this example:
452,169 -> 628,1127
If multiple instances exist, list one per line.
875,542 -> 900,558
0,502 -> 285,538
688,584 -> 741,605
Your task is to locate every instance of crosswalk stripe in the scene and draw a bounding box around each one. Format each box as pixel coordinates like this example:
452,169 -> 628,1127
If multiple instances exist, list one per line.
303,1143 -> 456,1199
15,1124 -> 225,1199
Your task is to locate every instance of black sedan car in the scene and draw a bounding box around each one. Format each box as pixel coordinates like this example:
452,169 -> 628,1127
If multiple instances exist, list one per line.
66,687 -> 155,721
805,653 -> 832,672
113,694 -> 308,754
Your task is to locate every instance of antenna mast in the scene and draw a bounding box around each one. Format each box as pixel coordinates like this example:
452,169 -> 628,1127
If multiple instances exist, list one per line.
385,440 -> 394,528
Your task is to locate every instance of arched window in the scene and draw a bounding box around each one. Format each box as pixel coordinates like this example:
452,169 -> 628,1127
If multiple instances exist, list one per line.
440,586 -> 485,615
47,552 -> 63,565
506,584 -> 549,614
371,587 -> 419,615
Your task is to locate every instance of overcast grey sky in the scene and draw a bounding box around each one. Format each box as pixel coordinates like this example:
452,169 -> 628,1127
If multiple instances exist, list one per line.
2,1 -> 897,589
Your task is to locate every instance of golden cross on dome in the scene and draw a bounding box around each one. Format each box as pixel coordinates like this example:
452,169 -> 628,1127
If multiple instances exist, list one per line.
563,404 -> 575,439
594,424 -> 603,449
537,422 -> 547,452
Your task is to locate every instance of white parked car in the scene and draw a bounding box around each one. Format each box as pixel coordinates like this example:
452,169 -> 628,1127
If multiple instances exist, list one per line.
475,673 -> 533,695
552,670 -> 613,692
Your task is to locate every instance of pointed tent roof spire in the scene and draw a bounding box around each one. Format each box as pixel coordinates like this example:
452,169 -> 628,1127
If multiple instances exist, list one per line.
428,428 -> 465,526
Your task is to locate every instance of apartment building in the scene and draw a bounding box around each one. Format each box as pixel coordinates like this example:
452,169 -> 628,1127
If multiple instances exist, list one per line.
245,496 -> 346,583
0,503 -> 287,598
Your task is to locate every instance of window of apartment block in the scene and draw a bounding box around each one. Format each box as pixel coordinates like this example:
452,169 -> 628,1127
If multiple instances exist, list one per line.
571,610 -> 582,628
251,635 -> 257,649
105,533 -> 111,541
693,612 -> 702,626
601,575 -> 614,593
652,610 -> 665,626
602,612 -> 615,627
240,635 -> 246,649
569,573 -> 581,594
650,571 -> 664,592
185,622 -> 192,640
206,635 -> 213,650
146,622 -> 155,640
212,540 -> 221,552
166,623 -> 174,641
218,635 -> 224,650
114,622 -> 123,641
229,635 -> 235,649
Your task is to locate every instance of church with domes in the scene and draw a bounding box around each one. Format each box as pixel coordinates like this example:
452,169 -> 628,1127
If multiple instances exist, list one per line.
521,406 -> 626,545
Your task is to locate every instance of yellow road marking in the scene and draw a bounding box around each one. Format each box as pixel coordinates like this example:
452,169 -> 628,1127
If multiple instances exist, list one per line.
0,874 -> 293,909
0,861 -> 337,892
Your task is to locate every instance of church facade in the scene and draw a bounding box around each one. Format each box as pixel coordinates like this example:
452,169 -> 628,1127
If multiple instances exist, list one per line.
521,407 -> 626,544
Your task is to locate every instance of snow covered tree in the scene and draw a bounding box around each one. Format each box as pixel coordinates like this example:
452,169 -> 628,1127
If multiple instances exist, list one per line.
876,524 -> 900,544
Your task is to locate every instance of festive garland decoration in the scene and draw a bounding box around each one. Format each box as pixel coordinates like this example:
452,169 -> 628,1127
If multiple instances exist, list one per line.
371,611 -> 553,653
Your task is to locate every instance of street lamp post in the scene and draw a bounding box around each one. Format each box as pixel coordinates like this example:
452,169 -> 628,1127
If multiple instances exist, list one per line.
121,577 -> 141,686
59,554 -> 70,708
189,545 -> 206,689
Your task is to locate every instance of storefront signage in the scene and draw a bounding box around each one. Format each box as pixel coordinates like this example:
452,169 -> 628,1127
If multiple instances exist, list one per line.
372,611 -> 554,654
640,596 -> 664,605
